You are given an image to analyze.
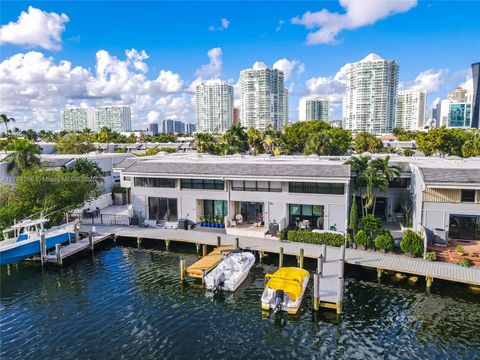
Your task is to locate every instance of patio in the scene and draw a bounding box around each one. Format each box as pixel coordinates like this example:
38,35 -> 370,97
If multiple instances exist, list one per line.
428,239 -> 480,267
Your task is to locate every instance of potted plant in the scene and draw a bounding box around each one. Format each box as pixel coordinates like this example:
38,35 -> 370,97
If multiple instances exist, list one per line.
456,245 -> 464,256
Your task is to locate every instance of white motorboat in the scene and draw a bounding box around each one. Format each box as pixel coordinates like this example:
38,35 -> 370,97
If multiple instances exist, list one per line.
261,267 -> 310,315
204,250 -> 255,292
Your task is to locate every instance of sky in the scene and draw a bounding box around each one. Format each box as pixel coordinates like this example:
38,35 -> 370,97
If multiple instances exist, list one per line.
0,0 -> 479,131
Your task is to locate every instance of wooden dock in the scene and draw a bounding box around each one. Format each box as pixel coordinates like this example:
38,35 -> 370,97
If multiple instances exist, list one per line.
80,225 -> 480,287
43,233 -> 113,265
186,246 -> 236,278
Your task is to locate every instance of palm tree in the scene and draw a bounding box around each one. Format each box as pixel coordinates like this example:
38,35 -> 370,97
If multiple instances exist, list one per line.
6,138 -> 41,174
247,127 -> 263,155
223,125 -> 248,154
1,114 -> 15,136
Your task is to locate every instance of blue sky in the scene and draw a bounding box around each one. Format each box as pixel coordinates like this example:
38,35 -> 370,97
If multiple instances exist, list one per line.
1,1 -> 479,130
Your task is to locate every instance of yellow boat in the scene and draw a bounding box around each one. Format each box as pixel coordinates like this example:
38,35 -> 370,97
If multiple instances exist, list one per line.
261,267 -> 309,315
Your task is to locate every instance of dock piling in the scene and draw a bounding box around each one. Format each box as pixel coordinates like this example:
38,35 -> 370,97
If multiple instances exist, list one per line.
336,277 -> 344,314
137,236 -> 142,248
195,241 -> 200,254
313,273 -> 320,311
217,236 -> 221,248
426,275 -> 433,292
339,245 -> 345,278
298,248 -> 304,268
317,256 -> 323,276
89,231 -> 94,251
179,257 -> 186,282
202,244 -> 207,257
165,240 -> 170,251
279,247 -> 284,268
55,243 -> 63,266
322,244 -> 327,260
259,251 -> 266,262
235,237 -> 239,249
74,223 -> 80,243
377,268 -> 383,282
39,234 -> 46,266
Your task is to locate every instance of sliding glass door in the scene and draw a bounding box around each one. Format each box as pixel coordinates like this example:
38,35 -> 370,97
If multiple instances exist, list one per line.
148,197 -> 178,222
449,215 -> 480,240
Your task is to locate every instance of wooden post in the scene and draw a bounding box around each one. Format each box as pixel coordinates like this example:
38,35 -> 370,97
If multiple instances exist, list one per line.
336,277 -> 344,314
340,244 -> 345,261
39,234 -> 46,266
217,236 -> 221,248
179,257 -> 186,282
377,268 -> 383,282
259,251 -> 265,262
339,245 -> 345,279
313,273 -> 320,311
298,248 -> 304,268
322,244 -> 327,260
426,275 -> 433,292
202,244 -> 207,257
317,256 -> 323,276
165,240 -> 170,251
235,237 -> 239,249
279,247 -> 284,268
89,231 -> 94,251
55,243 -> 63,266
201,269 -> 206,286
137,236 -> 142,248
195,241 -> 200,254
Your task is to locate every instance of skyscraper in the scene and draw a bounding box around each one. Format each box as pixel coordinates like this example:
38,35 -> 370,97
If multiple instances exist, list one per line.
195,79 -> 233,133
395,90 -> 426,131
472,62 -> 480,129
61,107 -> 95,131
95,106 -> 132,132
240,62 -> 288,131
299,97 -> 329,122
343,53 -> 399,134
448,86 -> 468,102
149,123 -> 159,135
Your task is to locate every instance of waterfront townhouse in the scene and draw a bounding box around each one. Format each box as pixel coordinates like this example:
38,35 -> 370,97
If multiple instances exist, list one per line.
116,154 -> 351,236
411,158 -> 480,243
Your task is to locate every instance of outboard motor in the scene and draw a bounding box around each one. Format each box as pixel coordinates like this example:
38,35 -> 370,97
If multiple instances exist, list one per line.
274,290 -> 284,313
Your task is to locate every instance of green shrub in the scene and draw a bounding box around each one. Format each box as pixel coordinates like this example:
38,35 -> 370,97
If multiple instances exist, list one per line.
279,229 -> 287,240
374,230 -> 395,252
455,245 -> 464,254
425,251 -> 437,261
287,230 -> 345,247
359,214 -> 382,238
400,230 -> 424,257
354,230 -> 373,249
458,258 -> 471,267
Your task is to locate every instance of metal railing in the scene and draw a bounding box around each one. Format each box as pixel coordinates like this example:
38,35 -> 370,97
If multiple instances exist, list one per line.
72,213 -> 131,226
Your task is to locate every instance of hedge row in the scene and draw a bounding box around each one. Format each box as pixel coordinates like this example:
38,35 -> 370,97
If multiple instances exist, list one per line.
287,230 -> 346,247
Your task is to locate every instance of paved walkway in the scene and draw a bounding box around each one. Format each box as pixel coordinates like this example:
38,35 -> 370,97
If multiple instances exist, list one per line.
81,225 -> 480,286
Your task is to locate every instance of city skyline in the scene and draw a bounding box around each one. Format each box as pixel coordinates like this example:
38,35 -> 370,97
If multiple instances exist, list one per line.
1,1 -> 479,130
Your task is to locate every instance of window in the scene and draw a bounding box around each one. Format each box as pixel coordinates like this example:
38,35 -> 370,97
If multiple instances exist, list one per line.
102,171 -> 111,177
123,176 -> 131,181
461,190 -> 476,203
289,204 -> 325,229
134,177 -> 176,188
288,182 -> 344,195
389,178 -> 411,189
203,200 -> 228,218
180,179 -> 224,190
231,181 -> 282,192
148,197 -> 177,222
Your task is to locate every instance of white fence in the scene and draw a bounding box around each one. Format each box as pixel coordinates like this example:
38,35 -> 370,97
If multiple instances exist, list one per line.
74,193 -> 113,213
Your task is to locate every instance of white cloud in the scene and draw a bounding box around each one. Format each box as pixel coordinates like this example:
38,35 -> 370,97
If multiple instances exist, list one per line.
273,58 -> 305,81
195,47 -> 223,78
275,20 -> 285,32
0,48 -> 192,130
305,62 -> 350,103
147,110 -> 160,123
209,18 -> 230,31
292,0 -> 417,45
0,6 -> 69,50
399,69 -> 448,94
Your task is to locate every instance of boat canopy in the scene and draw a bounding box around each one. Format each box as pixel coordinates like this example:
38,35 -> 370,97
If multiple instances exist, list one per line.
266,267 -> 309,301
2,218 -> 48,233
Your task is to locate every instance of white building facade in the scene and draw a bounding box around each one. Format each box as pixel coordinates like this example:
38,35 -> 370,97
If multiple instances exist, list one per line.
195,80 -> 234,133
95,106 -> 132,132
299,97 -> 329,122
240,62 -> 288,131
61,107 -> 96,131
396,89 -> 426,130
343,53 -> 399,134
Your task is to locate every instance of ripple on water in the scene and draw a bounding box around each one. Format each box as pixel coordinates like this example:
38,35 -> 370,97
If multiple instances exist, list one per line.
1,246 -> 479,360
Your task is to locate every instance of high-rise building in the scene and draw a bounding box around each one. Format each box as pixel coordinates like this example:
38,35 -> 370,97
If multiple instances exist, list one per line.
395,90 -> 426,130
149,123 -> 159,135
343,53 -> 399,134
195,79 -> 233,133
448,86 -> 468,103
240,62 -> 288,131
95,106 -> 132,132
185,123 -> 196,134
161,119 -> 187,134
61,107 -> 95,131
472,62 -> 480,129
233,107 -> 240,126
299,97 -> 329,121
448,103 -> 472,128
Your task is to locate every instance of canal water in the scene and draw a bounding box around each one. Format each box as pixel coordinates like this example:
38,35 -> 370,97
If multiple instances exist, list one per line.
1,241 -> 479,360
